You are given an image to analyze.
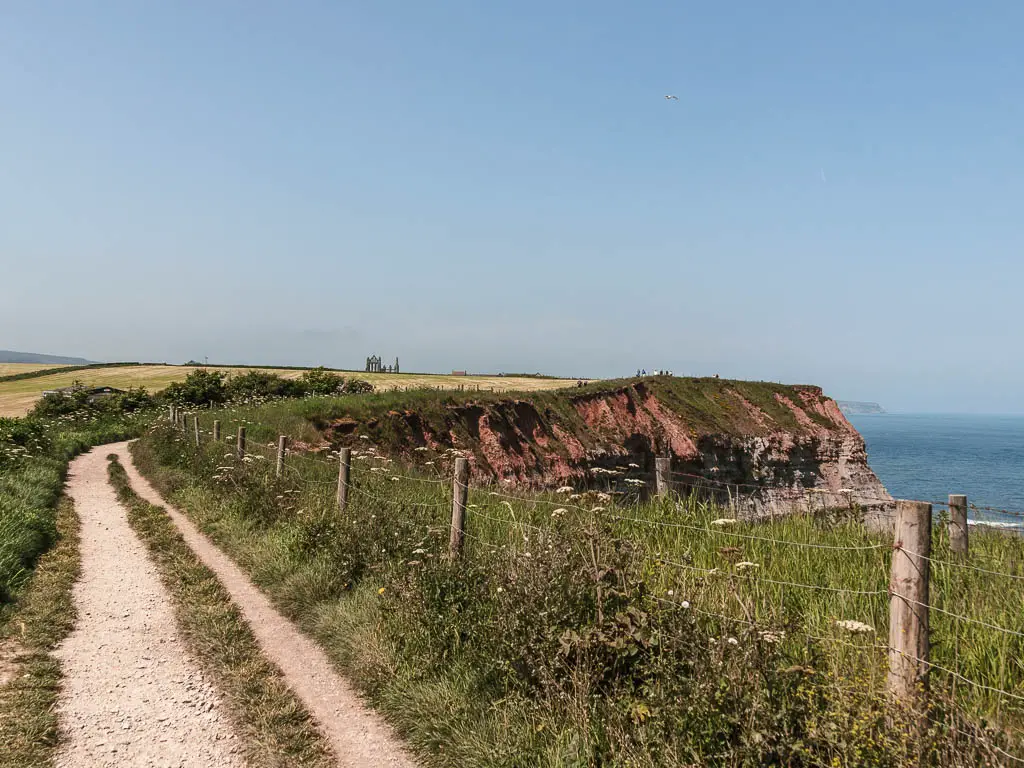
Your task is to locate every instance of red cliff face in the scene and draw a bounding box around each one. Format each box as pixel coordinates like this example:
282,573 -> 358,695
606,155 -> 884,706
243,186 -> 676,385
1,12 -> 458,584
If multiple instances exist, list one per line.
323,378 -> 892,518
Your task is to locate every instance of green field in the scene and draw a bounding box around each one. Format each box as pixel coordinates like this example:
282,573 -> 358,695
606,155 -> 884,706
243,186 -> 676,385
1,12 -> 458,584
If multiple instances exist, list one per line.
0,364 -> 583,418
127,394 -> 1024,766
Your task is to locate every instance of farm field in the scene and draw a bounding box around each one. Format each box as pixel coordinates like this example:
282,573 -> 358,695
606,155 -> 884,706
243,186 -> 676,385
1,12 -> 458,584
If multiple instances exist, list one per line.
0,364 -> 583,418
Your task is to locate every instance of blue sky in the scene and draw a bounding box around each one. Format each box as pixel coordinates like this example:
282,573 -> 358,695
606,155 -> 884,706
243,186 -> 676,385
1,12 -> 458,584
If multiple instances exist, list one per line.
2,2 -> 1022,412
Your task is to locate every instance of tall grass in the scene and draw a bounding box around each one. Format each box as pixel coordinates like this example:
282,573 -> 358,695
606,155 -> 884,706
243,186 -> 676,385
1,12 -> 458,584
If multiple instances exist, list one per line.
0,410 -> 151,625
133,418 -> 1024,766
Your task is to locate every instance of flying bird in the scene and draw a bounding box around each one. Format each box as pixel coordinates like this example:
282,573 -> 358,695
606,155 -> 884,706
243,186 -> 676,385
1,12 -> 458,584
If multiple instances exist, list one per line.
820,168 -> 827,183
664,95 -> 679,101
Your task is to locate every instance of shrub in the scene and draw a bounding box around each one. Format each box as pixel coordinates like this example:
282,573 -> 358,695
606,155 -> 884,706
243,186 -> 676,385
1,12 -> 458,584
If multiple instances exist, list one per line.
300,367 -> 345,396
162,369 -> 228,406
227,371 -> 305,401
341,378 -> 374,394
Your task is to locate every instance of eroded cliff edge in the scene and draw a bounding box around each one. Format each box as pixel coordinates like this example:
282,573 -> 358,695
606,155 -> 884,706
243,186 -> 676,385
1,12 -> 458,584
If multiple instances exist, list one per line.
317,376 -> 892,518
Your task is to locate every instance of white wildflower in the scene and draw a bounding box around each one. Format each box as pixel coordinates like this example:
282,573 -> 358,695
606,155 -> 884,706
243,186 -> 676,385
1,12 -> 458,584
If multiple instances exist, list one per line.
735,561 -> 759,571
711,518 -> 736,526
681,600 -> 690,609
727,637 -> 739,646
628,463 -> 640,469
551,508 -> 567,518
759,630 -> 785,644
414,446 -> 429,452
555,486 -> 574,495
359,435 -> 370,440
835,619 -> 875,634
624,478 -> 646,486
596,492 -> 612,503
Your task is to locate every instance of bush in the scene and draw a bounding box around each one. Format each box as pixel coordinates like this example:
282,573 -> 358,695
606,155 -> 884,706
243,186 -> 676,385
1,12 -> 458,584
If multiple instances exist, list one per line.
342,378 -> 374,394
162,369 -> 228,406
300,367 -> 345,396
227,371 -> 305,401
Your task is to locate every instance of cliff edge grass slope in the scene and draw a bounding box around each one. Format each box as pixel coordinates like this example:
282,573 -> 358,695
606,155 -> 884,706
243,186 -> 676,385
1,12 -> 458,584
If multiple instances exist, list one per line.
305,376 -> 892,518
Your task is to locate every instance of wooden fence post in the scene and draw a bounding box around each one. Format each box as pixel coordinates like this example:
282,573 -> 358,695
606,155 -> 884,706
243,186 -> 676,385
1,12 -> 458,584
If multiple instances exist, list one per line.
236,426 -> 246,459
888,499 -> 931,713
655,457 -> 671,497
194,415 -> 200,446
213,420 -> 221,441
337,447 -> 351,513
450,458 -> 469,559
168,405 -> 175,422
276,435 -> 287,478
949,494 -> 968,556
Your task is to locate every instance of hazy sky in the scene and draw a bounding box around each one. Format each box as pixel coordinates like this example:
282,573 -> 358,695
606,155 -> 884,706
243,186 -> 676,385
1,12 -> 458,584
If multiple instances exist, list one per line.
2,2 -> 1022,412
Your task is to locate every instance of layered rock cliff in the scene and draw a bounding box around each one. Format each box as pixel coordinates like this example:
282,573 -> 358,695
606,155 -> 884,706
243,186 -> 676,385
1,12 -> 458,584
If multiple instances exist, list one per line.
319,377 -> 892,519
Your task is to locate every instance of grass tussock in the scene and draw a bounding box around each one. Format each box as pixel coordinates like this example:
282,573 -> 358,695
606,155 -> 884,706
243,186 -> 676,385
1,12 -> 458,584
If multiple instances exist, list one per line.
0,496 -> 80,768
105,453 -> 334,768
131,421 -> 1024,766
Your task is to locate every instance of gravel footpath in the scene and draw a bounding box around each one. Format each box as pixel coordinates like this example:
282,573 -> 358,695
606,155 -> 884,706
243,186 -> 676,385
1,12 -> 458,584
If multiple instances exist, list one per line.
56,447 -> 245,768
114,442 -> 418,768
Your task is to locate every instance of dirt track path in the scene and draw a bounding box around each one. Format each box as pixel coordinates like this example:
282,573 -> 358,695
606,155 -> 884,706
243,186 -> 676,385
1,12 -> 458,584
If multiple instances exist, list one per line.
57,448 -> 245,768
112,442 -> 418,768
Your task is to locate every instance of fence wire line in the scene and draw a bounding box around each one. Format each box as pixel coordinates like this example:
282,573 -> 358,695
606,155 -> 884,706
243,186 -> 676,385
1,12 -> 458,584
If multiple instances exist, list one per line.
470,510 -> 546,533
610,511 -> 887,552
890,648 -> 1024,705
658,557 -> 889,597
348,483 -> 450,511
900,547 -> 1024,583
895,596 -> 1024,639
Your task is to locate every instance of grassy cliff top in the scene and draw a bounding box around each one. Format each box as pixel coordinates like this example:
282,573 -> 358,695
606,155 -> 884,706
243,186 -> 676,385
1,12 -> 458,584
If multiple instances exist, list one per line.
210,375 -> 845,449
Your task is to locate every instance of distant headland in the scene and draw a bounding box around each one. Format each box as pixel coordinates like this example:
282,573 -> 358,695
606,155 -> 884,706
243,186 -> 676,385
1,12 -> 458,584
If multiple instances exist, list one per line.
838,400 -> 886,415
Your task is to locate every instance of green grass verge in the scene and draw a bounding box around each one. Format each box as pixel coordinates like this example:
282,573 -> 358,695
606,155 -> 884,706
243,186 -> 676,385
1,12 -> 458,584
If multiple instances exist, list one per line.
132,424 -> 1024,766
0,496 -> 80,767
105,454 -> 334,768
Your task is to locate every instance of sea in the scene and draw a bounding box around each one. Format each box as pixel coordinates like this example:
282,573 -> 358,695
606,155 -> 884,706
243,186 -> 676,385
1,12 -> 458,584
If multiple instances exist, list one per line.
848,413 -> 1024,530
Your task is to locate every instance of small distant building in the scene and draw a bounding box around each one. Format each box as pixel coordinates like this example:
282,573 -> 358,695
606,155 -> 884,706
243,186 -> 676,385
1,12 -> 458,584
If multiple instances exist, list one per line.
365,355 -> 399,374
451,370 -> 467,377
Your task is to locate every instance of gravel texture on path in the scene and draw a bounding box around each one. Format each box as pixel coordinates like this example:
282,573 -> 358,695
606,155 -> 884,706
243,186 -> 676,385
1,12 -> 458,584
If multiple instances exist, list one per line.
56,447 -> 245,768
114,442 -> 418,768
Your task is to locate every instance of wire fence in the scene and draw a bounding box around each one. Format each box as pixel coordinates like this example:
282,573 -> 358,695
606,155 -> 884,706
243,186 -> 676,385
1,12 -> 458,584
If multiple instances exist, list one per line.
165,406 -> 1024,757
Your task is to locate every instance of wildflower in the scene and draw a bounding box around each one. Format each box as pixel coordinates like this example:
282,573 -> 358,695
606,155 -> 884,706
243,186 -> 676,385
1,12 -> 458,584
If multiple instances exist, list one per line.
590,506 -> 605,513
681,600 -> 690,609
359,435 -> 370,440
390,476 -> 399,481
414,447 -> 429,452
412,548 -> 426,554
555,486 -> 574,494
666,589 -> 674,596
711,518 -> 736,526
727,637 -> 739,646
596,492 -> 612,503
735,561 -> 759,571
759,630 -> 785,644
568,494 -> 582,501
377,587 -> 386,595
624,478 -> 645,486
628,463 -> 640,469
496,587 -> 504,593
835,619 -> 875,634
424,461 -> 435,466
551,508 -> 567,518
